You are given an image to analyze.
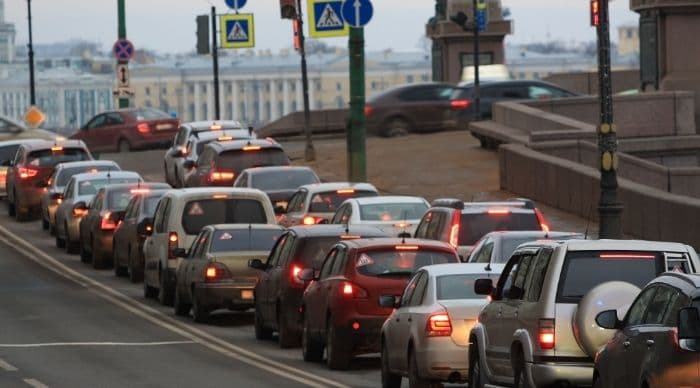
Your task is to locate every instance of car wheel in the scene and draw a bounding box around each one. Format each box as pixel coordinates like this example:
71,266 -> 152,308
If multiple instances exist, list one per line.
49,220 -> 56,236
325,317 -> 350,370
7,194 -> 15,217
512,350 -> 528,388
67,224 -> 81,255
41,214 -> 49,230
157,270 -> 174,306
113,243 -> 128,277
468,341 -> 487,388
173,288 -> 191,317
92,238 -> 105,269
381,341 -> 401,388
118,139 -> 131,153
383,117 -> 410,137
408,347 -> 431,388
301,313 -> 323,362
191,291 -> 210,323
254,307 -> 273,340
277,305 -> 299,348
15,201 -> 29,222
143,277 -> 157,299
128,248 -> 143,283
592,374 -> 603,388
79,233 -> 91,261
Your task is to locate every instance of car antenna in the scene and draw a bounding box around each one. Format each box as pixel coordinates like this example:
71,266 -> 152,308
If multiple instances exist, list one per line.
583,191 -> 594,240
248,224 -> 252,249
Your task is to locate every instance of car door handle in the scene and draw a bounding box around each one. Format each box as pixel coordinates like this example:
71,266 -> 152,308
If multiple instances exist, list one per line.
395,318 -> 400,322
623,341 -> 631,348
646,339 -> 655,347
407,317 -> 412,323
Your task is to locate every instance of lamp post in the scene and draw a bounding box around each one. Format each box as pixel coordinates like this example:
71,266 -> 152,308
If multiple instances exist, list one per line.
26,0 -> 36,105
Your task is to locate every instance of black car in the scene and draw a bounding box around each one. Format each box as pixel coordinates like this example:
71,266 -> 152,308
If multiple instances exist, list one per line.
233,166 -> 321,215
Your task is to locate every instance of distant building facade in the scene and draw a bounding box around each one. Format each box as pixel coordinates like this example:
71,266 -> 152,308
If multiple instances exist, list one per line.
618,25 -> 640,57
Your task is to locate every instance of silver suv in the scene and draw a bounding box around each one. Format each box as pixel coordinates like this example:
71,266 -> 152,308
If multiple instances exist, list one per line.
468,239 -> 700,388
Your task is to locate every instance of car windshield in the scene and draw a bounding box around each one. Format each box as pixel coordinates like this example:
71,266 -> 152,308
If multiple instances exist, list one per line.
216,148 -> 289,172
210,229 -> 283,253
28,148 -> 90,167
459,212 -> 540,246
359,202 -> 428,221
437,274 -> 486,300
557,251 -> 661,303
0,144 -> 19,164
77,178 -> 139,196
57,165 -> 118,186
354,248 -> 456,277
308,190 -> 377,213
181,198 -> 267,235
250,170 -> 319,191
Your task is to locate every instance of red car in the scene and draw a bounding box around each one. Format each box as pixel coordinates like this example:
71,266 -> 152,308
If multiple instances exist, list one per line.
70,108 -> 179,153
299,238 -> 460,370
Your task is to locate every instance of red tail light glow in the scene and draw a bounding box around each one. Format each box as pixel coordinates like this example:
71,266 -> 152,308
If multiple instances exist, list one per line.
168,232 -> 179,260
18,167 -> 39,179
600,253 -> 655,260
534,208 -> 550,232
204,263 -> 231,282
209,170 -> 235,183
426,312 -> 452,337
302,216 -> 321,225
205,266 -> 218,279
341,282 -> 368,299
538,319 -> 555,350
50,146 -> 64,152
395,245 -> 419,251
137,123 -> 150,133
450,99 -> 472,110
130,188 -> 150,194
289,264 -> 304,288
100,211 -> 117,231
488,208 -> 510,215
337,189 -> 355,194
364,106 -> 374,117
242,145 -> 261,151
448,211 -> 461,248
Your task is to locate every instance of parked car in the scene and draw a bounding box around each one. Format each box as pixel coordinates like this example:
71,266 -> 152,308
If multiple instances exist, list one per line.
184,139 -> 290,187
233,166 -> 321,216
112,189 -> 169,282
69,108 -> 180,153
593,272 -> 700,388
329,196 -> 429,237
142,188 -> 277,306
249,225 -> 389,348
380,263 -> 505,387
6,139 -> 92,221
173,224 -> 285,322
40,160 -> 121,233
364,83 -> 458,137
299,238 -> 460,370
54,171 -> 142,254
164,121 -> 253,187
414,198 -> 549,259
278,182 -> 379,227
469,239 -> 700,388
0,139 -> 34,198
467,230 -> 584,264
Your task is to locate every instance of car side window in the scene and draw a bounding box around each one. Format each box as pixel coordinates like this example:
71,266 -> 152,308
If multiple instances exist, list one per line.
154,198 -> 171,234
288,191 -> 307,213
106,113 -> 124,125
496,255 -> 522,300
408,271 -> 429,306
124,197 -> 138,219
197,148 -> 214,167
524,248 -> 552,302
192,230 -> 210,258
330,248 -> 347,276
91,192 -> 104,210
508,253 -> 535,300
188,232 -> 205,259
13,148 -> 24,166
475,239 -> 494,263
319,249 -> 338,280
86,114 -> 106,129
235,172 -> 248,188
626,286 -> 659,326
400,272 -> 422,308
64,180 -> 74,198
426,211 -> 445,240
414,212 -> 432,238
266,234 -> 288,267
643,286 -> 678,325
277,235 -> 296,268
663,291 -> 689,327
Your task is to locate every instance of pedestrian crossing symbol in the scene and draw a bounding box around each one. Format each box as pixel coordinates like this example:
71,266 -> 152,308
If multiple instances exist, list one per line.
220,14 -> 255,49
308,0 -> 348,38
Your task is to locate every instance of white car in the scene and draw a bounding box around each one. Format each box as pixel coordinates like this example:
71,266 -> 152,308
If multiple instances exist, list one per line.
141,187 -> 277,306
329,196 -> 429,237
164,121 -> 253,187
380,263 -> 504,387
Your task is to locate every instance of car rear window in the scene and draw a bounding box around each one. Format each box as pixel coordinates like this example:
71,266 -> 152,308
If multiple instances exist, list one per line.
308,190 -> 378,213
251,170 -> 319,191
28,148 -> 90,167
57,165 -> 118,186
108,188 -> 140,211
216,148 -> 289,172
131,108 -> 170,120
181,198 -> 268,235
0,144 -> 19,163
437,274 -> 485,300
144,195 -> 164,216
210,229 -> 283,253
77,178 -> 139,196
459,212 -> 540,246
359,202 -> 428,221
355,248 -> 457,278
557,251 -> 661,303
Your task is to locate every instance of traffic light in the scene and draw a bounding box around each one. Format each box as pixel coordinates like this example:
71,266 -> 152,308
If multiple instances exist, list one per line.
196,15 -> 210,55
280,0 -> 297,19
590,0 -> 600,27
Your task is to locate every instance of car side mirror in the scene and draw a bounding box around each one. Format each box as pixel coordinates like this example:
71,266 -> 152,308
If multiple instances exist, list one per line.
379,295 -> 400,309
137,217 -> 154,236
506,286 -> 524,300
248,258 -> 268,271
172,248 -> 188,258
183,160 -> 196,170
1,160 -> 12,167
297,268 -> 317,282
595,310 -> 621,330
474,278 -> 494,296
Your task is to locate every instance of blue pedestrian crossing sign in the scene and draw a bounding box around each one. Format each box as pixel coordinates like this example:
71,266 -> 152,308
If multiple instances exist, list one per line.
220,14 -> 255,49
308,0 -> 349,38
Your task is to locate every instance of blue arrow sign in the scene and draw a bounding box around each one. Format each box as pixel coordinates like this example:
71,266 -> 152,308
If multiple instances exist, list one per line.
225,0 -> 247,10
341,0 -> 373,28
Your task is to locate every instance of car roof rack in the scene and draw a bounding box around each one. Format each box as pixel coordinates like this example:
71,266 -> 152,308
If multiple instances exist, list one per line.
431,198 -> 464,210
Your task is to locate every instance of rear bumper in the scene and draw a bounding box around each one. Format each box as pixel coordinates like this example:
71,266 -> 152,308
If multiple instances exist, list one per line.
528,361 -> 594,387
416,338 -> 469,382
66,216 -> 82,243
16,188 -> 43,210
336,316 -> 386,355
194,282 -> 255,310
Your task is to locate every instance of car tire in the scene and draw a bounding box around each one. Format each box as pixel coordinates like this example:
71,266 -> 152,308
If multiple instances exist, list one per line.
158,270 -> 174,306
277,305 -> 299,348
191,292 -> 210,323
92,239 -> 105,269
512,350 -> 529,388
254,307 -> 273,340
7,195 -> 15,217
143,278 -> 157,299
128,249 -> 143,283
592,374 -> 603,388
408,347 -> 431,388
174,289 -> 191,317
79,235 -> 91,261
15,204 -> 29,222
49,221 -> 56,236
67,224 -> 81,255
383,117 -> 411,137
42,214 -> 49,230
301,313 -> 323,362
325,317 -> 350,370
118,139 -> 131,153
468,341 -> 487,388
381,341 -> 401,388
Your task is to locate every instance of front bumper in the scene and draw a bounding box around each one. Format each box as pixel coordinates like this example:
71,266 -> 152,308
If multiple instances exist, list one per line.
528,361 -> 594,387
194,282 -> 255,311
416,337 -> 469,382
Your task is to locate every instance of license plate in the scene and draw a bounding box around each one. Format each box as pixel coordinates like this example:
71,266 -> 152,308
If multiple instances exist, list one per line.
241,290 -> 254,300
156,123 -> 173,131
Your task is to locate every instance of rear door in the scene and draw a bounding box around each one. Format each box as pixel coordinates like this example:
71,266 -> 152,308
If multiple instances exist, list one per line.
384,272 -> 421,370
256,233 -> 288,322
144,197 -> 171,286
82,114 -> 109,151
304,248 -> 339,338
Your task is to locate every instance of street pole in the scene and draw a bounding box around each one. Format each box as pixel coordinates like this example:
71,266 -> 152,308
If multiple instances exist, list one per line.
347,27 -> 367,182
472,0 -> 481,121
296,0 -> 316,161
595,0 -> 623,238
211,6 -> 221,120
117,0 -> 129,109
26,0 -> 36,106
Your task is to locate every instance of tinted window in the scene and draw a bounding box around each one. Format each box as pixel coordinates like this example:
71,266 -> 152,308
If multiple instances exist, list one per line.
294,237 -> 347,269
437,274 -> 486,300
408,272 -> 428,306
250,169 -> 319,191
644,286 -> 679,325
399,86 -> 453,101
627,287 -> 658,326
0,144 -> 19,163
216,148 -> 289,172
181,198 -> 267,235
77,178 -> 139,196
27,148 -> 90,167
308,190 -> 377,213
558,251 -> 659,303
459,212 -> 540,246
108,188 -> 138,210
56,165 -> 118,186
195,139 -> 217,155
354,248 -> 457,277
500,237 -> 543,263
209,229 -> 283,253
359,202 -> 428,221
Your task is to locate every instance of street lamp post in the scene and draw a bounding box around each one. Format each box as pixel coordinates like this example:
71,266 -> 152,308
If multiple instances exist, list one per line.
471,0 -> 481,121
26,0 -> 36,106
295,0 -> 316,162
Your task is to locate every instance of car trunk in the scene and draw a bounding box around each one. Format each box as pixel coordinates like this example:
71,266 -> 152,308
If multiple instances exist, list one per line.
438,300 -> 488,347
212,251 -> 267,286
354,275 -> 409,316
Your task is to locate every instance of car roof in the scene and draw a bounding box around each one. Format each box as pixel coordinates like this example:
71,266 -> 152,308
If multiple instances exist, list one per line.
243,166 -> 315,175
517,238 -> 692,253
339,238 -> 456,251
423,262 -> 507,277
347,195 -> 428,205
184,120 -> 245,131
20,139 -> 88,151
164,187 -> 268,199
56,160 -> 119,170
209,138 -> 282,152
297,182 -> 378,194
484,231 -> 583,240
99,182 -> 170,193
287,224 -> 387,238
205,224 -> 285,232
650,272 -> 700,294
71,170 -> 141,182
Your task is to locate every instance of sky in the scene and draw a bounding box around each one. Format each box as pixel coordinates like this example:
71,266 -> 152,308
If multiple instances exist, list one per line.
5,0 -> 639,55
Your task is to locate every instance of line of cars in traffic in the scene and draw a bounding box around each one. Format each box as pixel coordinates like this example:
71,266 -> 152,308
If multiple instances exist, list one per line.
0,118 -> 699,387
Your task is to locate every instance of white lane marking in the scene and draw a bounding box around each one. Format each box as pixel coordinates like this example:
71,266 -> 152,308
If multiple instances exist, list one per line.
0,228 -> 349,388
0,357 -> 18,371
23,379 -> 49,388
0,341 -> 195,348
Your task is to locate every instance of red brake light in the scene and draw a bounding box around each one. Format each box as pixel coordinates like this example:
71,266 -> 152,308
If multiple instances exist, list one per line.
534,208 -> 549,232
100,211 -> 117,231
137,123 -> 150,133
18,167 -> 39,179
51,146 -> 64,152
209,170 -> 235,183
426,312 -> 452,337
302,216 -> 320,225
538,319 -> 555,350
450,99 -> 471,110
205,266 -> 218,279
130,188 -> 150,194
289,264 -> 304,288
337,189 -> 355,194
168,232 -> 179,259
204,263 -> 231,282
340,235 -> 362,239
364,105 -> 374,117
599,253 -> 656,260
243,145 -> 261,151
395,245 -> 419,251
341,282 -> 368,299
449,212 -> 461,248
487,208 -> 510,215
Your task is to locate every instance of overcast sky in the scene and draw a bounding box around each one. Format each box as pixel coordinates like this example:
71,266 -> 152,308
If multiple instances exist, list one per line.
5,0 -> 638,54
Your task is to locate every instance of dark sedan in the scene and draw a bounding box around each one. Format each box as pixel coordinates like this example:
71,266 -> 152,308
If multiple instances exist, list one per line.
233,166 -> 320,216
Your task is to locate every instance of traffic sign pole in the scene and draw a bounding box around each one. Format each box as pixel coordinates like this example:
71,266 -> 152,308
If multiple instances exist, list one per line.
296,0 -> 316,162
117,0 -> 129,109
347,26 -> 366,182
27,0 -> 36,106
211,6 -> 221,120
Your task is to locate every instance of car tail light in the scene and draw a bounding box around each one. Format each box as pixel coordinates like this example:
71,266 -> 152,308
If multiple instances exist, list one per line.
18,167 -> 39,179
341,282 -> 368,299
204,263 -> 231,282
137,123 -> 151,133
337,189 -> 355,194
364,105 -> 374,117
395,245 -> 419,251
289,264 -> 304,288
448,212 -> 461,248
208,170 -> 235,183
243,145 -> 262,151
534,208 -> 550,232
599,253 -> 656,260
302,216 -> 323,225
168,232 -> 179,259
100,211 -> 117,231
130,188 -> 150,194
426,312 -> 452,337
538,319 -> 555,350
450,99 -> 472,110
487,208 -> 510,215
